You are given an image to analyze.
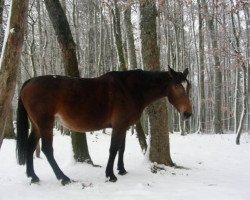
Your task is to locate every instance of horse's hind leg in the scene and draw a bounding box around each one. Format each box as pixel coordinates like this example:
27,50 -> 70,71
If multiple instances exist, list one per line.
26,128 -> 40,183
40,125 -> 71,185
117,135 -> 127,175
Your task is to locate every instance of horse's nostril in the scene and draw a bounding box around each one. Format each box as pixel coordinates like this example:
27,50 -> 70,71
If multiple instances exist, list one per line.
183,112 -> 192,119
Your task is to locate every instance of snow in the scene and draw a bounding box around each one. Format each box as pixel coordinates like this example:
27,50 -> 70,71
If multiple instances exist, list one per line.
9,28 -> 15,34
0,130 -> 250,200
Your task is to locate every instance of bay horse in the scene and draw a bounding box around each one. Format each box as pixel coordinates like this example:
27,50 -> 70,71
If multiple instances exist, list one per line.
16,66 -> 192,185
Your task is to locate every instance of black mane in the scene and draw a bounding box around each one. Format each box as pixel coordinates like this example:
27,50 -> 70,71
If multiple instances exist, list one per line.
107,69 -> 172,86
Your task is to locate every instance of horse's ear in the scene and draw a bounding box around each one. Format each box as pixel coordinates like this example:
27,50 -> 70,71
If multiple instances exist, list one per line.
183,68 -> 189,78
168,65 -> 176,77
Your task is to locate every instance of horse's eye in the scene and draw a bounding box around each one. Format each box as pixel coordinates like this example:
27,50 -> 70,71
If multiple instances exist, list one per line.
175,84 -> 180,88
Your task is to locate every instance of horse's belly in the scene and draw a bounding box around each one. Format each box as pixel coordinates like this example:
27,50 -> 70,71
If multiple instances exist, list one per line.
55,113 -> 110,132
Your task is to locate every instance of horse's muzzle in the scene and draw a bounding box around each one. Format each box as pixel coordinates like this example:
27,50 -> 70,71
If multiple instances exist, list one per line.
182,112 -> 192,120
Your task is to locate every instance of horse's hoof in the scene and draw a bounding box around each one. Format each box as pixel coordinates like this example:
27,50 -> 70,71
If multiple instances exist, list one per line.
61,178 -> 71,186
108,175 -> 117,182
31,177 -> 40,184
118,169 -> 127,176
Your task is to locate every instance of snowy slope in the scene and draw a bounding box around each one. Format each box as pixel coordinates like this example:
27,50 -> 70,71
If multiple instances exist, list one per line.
0,130 -> 249,200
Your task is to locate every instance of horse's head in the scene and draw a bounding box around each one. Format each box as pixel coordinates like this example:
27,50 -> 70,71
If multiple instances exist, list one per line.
167,66 -> 192,120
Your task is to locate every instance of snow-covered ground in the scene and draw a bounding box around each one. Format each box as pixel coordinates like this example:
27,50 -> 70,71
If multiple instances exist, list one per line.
0,130 -> 249,200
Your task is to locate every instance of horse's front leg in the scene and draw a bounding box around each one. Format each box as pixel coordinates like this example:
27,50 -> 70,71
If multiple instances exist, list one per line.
106,128 -> 126,182
117,135 -> 127,175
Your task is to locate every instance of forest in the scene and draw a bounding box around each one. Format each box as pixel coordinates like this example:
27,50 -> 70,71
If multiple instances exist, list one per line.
0,0 -> 249,163
0,0 -> 249,199
1,0 -> 249,133
0,0 -> 249,157
5,0 -> 250,137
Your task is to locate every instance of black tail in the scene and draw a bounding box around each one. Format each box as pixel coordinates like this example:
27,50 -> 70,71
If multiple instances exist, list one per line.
16,84 -> 30,165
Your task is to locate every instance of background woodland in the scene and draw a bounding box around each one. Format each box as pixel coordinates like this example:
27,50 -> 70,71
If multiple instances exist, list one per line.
0,0 -> 249,158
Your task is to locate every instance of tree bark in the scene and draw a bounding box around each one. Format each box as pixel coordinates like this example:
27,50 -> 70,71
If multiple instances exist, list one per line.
44,0 -> 92,164
3,106 -> 15,139
112,0 -> 126,71
140,0 -> 173,166
197,0 -> 206,133
245,6 -> 250,132
0,0 -> 29,148
124,6 -> 137,69
0,0 -> 4,51
87,1 -> 96,77
236,65 -> 247,145
201,0 -> 223,134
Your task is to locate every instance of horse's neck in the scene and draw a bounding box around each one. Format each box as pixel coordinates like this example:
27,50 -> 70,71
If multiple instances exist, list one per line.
135,72 -> 171,109
140,85 -> 165,108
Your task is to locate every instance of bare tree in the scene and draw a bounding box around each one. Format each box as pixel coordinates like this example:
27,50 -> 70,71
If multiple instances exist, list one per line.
140,0 -> 173,166
0,0 -> 4,51
124,4 -> 137,70
201,0 -> 223,134
229,0 -> 248,144
112,0 -> 126,71
197,0 -> 206,133
0,0 -> 29,148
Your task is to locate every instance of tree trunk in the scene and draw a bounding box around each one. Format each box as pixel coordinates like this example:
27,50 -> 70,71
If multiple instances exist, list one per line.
3,106 -> 15,139
112,0 -> 126,71
72,0 -> 81,63
140,0 -> 173,166
96,3 -> 103,75
44,0 -> 78,76
35,0 -> 44,75
44,0 -> 92,164
0,0 -> 4,51
245,6 -> 250,132
124,6 -> 137,69
0,0 -> 29,148
236,65 -> 247,145
197,0 -> 206,133
87,1 -> 96,77
229,0 -> 247,144
201,0 -> 223,134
